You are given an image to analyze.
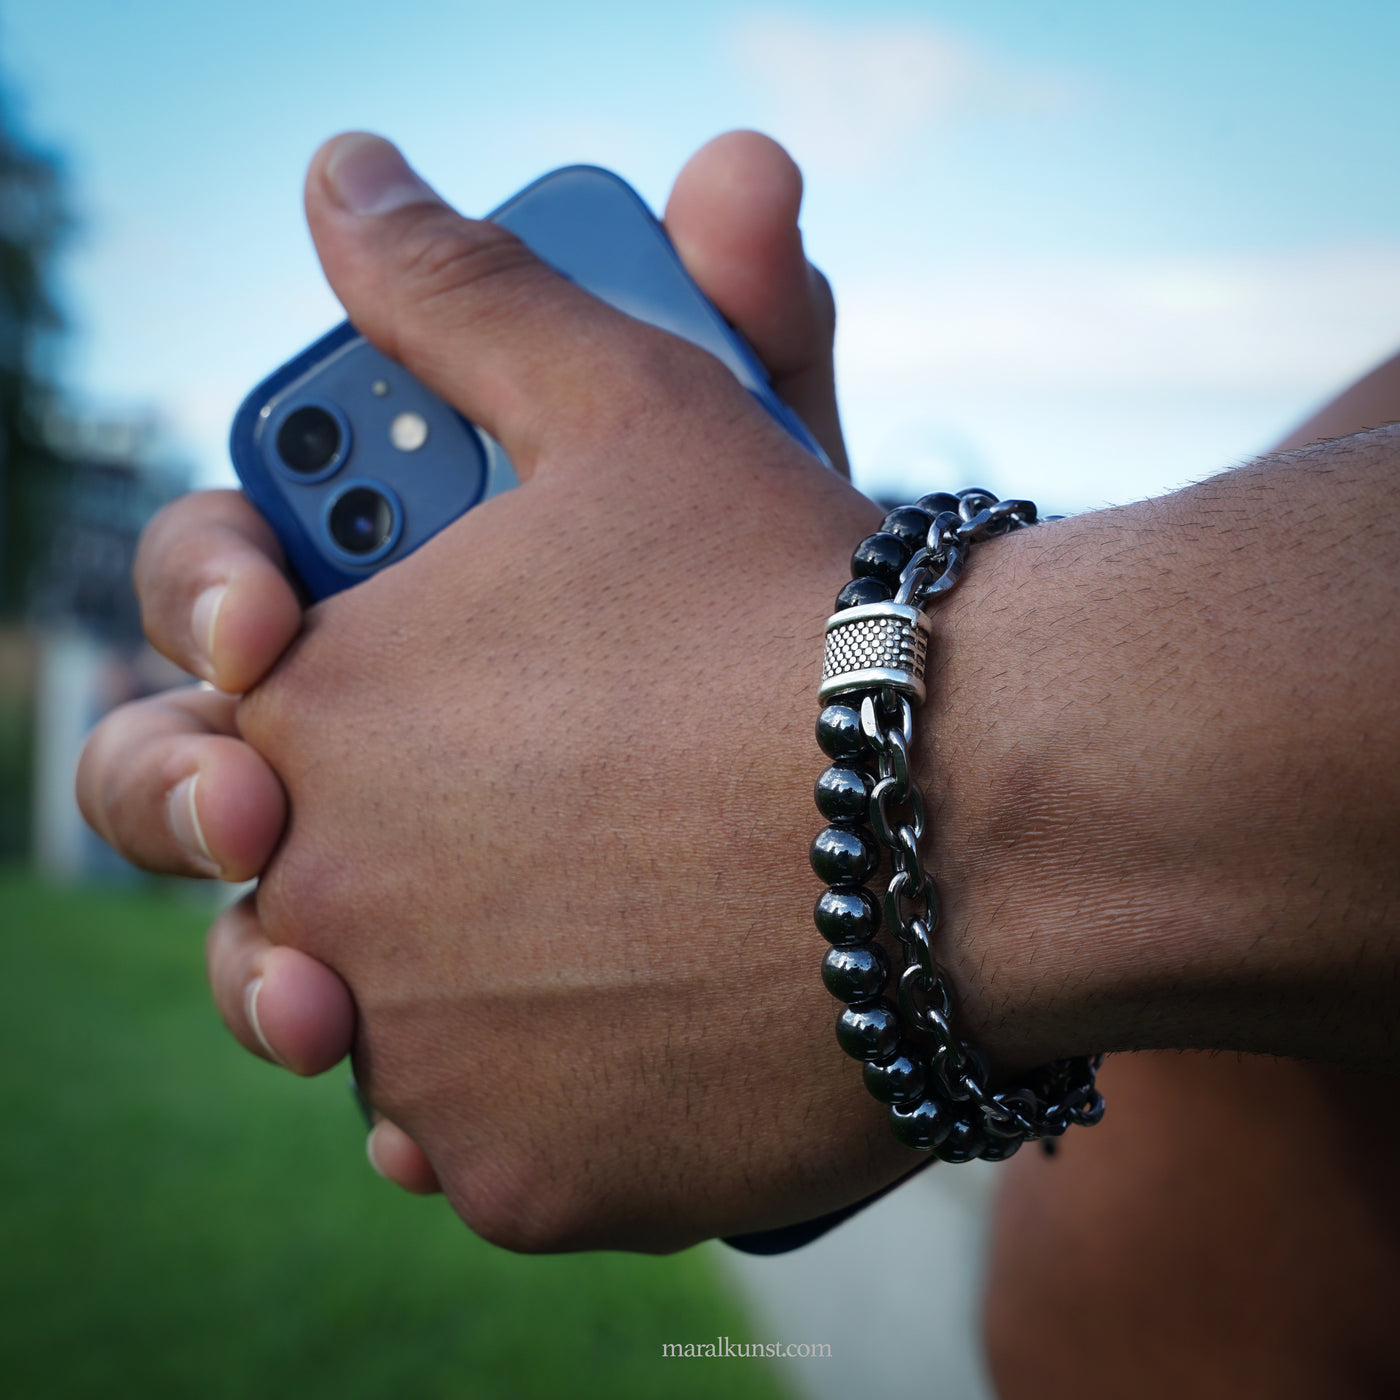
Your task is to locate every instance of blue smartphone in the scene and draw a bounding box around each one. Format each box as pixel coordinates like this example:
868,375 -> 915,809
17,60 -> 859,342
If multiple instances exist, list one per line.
230,165 -> 829,599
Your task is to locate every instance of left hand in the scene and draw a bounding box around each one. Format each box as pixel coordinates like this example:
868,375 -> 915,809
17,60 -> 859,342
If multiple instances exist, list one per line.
78,129 -> 894,1229
234,130 -> 907,1251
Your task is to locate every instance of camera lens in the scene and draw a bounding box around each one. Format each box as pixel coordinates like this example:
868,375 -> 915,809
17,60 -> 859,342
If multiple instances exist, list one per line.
276,405 -> 343,476
327,485 -> 397,558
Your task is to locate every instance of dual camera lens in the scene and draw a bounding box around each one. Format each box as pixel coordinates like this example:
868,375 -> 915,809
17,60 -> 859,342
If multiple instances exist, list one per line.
275,405 -> 344,477
272,403 -> 399,561
326,486 -> 396,558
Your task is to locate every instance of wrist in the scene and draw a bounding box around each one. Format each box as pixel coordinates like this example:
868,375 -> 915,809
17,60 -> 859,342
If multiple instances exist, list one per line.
920,505 -> 1190,1074
917,514 -> 1109,1074
922,453 -> 1400,1073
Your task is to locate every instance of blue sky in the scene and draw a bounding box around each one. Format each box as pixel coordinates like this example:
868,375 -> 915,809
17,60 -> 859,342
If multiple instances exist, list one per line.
5,0 -> 1399,510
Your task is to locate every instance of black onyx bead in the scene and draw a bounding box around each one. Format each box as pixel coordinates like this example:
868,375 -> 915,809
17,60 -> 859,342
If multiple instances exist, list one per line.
935,1117 -> 987,1163
834,576 -> 891,610
816,704 -> 865,762
879,506 -> 933,550
849,532 -> 911,587
863,1052 -> 926,1105
809,825 -> 877,886
813,888 -> 879,945
914,492 -> 961,518
835,1000 -> 901,1062
814,765 -> 869,823
889,1097 -> 951,1151
821,943 -> 889,1003
979,1135 -> 1023,1163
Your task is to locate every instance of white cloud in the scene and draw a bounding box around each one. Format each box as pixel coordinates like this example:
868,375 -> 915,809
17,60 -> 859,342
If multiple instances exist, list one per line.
834,245 -> 1400,397
728,13 -> 1076,173
832,245 -> 1400,508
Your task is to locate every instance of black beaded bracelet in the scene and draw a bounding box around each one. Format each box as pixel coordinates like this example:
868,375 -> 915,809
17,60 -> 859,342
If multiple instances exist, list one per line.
810,488 -> 1104,1162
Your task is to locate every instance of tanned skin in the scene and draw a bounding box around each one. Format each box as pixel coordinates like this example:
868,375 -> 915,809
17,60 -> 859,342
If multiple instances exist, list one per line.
984,356 -> 1400,1400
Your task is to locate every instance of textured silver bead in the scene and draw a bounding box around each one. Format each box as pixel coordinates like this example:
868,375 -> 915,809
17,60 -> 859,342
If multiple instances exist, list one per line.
819,601 -> 931,703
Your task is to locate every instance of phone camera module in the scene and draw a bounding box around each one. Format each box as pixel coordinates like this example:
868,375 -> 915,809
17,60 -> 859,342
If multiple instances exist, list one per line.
276,404 -> 347,478
325,483 -> 401,562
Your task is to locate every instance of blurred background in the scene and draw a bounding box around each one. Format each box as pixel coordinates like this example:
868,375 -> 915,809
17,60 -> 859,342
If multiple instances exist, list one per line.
1,1 -> 1396,1396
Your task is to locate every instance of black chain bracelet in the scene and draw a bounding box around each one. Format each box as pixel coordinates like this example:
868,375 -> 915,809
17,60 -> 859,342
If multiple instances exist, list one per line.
810,488 -> 1104,1162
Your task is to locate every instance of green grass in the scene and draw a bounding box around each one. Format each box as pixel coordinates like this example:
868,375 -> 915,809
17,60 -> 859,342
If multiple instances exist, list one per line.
0,870 -> 785,1400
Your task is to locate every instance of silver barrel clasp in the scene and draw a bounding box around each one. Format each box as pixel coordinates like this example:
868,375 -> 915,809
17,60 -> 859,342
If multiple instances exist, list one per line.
818,601 -> 931,703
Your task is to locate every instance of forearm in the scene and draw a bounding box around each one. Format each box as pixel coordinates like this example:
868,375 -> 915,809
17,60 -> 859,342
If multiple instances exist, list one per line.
1272,348 -> 1400,452
925,425 -> 1400,1071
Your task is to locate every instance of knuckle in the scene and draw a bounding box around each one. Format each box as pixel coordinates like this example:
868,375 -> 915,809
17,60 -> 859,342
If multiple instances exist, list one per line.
254,838 -> 340,952
235,625 -> 356,767
234,637 -> 314,758
233,675 -> 282,756
394,214 -> 545,326
444,1156 -> 589,1255
592,328 -> 736,433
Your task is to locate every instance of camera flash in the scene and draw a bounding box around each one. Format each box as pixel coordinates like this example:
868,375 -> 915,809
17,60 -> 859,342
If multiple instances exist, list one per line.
389,411 -> 429,452
370,378 -> 390,397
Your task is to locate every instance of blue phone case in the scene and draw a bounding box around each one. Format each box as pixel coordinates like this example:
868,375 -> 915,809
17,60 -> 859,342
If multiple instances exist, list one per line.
230,165 -> 828,598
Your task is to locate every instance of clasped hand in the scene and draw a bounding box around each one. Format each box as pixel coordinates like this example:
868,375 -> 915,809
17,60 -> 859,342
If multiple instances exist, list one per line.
77,131 -> 916,1251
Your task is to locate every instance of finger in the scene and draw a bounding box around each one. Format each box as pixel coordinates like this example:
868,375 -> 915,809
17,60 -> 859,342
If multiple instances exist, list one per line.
366,1119 -> 442,1195
304,132 -> 738,479
664,130 -> 847,473
76,687 -> 285,880
135,489 -> 303,694
208,896 -> 435,1189
206,895 -> 355,1075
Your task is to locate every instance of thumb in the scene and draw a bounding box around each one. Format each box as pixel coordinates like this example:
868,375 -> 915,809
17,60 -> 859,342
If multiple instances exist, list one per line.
664,129 -> 846,475
304,132 -> 723,480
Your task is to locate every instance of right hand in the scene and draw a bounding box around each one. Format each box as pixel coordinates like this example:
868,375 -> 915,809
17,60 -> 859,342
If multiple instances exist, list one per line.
76,129 -> 851,1198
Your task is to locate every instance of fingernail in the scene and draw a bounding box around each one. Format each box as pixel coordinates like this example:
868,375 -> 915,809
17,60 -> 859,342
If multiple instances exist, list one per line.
366,1124 -> 389,1179
166,774 -> 220,878
244,976 -> 286,1067
324,133 -> 440,216
190,584 -> 226,683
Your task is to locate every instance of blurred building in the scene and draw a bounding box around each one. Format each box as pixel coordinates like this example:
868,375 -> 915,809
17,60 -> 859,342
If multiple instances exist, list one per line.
4,413 -> 187,877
